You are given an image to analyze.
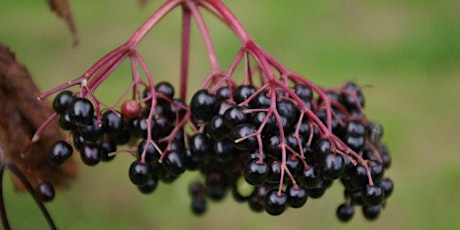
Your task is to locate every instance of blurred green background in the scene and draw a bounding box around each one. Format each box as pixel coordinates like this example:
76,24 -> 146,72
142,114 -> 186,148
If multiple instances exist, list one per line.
1,0 -> 460,229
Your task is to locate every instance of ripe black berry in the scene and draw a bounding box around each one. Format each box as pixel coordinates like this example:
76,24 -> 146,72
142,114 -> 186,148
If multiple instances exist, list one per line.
361,184 -> 385,206
129,161 -> 152,185
267,160 -> 282,183
286,185 -> 308,208
189,133 -> 212,159
231,124 -> 257,151
78,116 -> 103,142
137,176 -> 159,194
294,84 -> 313,100
264,190 -> 288,216
212,138 -> 234,162
336,203 -> 354,222
190,89 -> 217,121
306,180 -> 327,199
191,197 -> 207,216
137,140 -> 160,164
244,159 -> 269,185
233,85 -> 256,104
223,106 -> 247,129
346,120 -> 366,137
349,164 -> 368,190
100,140 -> 117,162
320,154 -> 345,180
163,150 -> 185,176
156,81 -> 175,101
206,115 -> 228,141
48,140 -> 73,166
80,145 -> 102,166
313,139 -> 332,161
102,111 -> 125,135
68,97 -> 94,124
297,166 -> 321,188
58,112 -> 75,130
362,205 -> 381,221
379,178 -> 394,198
36,182 -> 55,202
52,90 -> 75,114
263,134 -> 281,159
215,86 -> 231,101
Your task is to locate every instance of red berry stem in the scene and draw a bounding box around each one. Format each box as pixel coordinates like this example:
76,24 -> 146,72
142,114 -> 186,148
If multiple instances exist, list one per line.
187,1 -> 220,72
180,5 -> 192,101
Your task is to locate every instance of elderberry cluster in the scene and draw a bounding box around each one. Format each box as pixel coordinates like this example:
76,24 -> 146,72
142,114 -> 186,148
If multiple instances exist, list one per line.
44,79 -> 393,222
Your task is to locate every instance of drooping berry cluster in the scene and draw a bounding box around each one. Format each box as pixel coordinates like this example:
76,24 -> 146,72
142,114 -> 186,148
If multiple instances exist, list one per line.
35,0 -> 394,224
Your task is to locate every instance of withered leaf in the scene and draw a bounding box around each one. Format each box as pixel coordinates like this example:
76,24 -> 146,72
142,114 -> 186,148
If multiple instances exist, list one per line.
0,44 -> 78,192
46,0 -> 78,45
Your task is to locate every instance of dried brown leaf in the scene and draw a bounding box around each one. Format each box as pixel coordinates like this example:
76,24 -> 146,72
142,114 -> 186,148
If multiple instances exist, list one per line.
0,44 -> 78,191
46,0 -> 78,45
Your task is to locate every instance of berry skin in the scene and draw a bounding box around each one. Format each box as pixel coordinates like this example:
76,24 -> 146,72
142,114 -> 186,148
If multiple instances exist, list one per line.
102,111 -> 125,135
264,190 -> 288,216
100,140 -> 117,162
189,181 -> 206,197
370,160 -> 384,182
361,184 -> 385,206
78,116 -> 104,142
36,182 -> 55,202
215,86 -> 231,102
58,112 -> 75,131
206,115 -> 229,141
80,145 -> 102,166
121,100 -> 141,119
129,161 -> 152,185
294,84 -> 313,100
267,160 -> 282,183
362,205 -> 381,221
68,98 -> 94,124
276,99 -> 298,126
306,180 -> 327,199
137,140 -> 160,164
349,164 -> 368,190
379,178 -> 394,198
231,124 -> 257,151
190,89 -> 217,121
341,82 -> 365,109
48,140 -> 73,166
163,150 -> 185,176
336,203 -> 354,222
344,135 -> 365,152
244,159 -> 269,185
346,120 -> 366,137
223,106 -> 247,129
264,134 -> 281,159
52,90 -> 75,114
297,166 -> 321,188
156,81 -> 175,101
368,122 -> 384,143
249,92 -> 271,108
191,197 -> 207,216
286,185 -> 308,208
137,176 -> 159,194
189,133 -> 212,159
212,138 -> 234,162
312,139 -> 332,162
320,154 -> 346,180
233,85 -> 256,104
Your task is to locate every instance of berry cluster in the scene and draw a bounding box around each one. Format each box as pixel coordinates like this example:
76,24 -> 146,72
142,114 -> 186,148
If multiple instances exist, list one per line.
35,0 -> 394,224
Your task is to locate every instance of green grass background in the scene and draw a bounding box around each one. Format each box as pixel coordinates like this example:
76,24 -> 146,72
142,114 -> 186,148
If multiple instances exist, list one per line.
1,0 -> 460,229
